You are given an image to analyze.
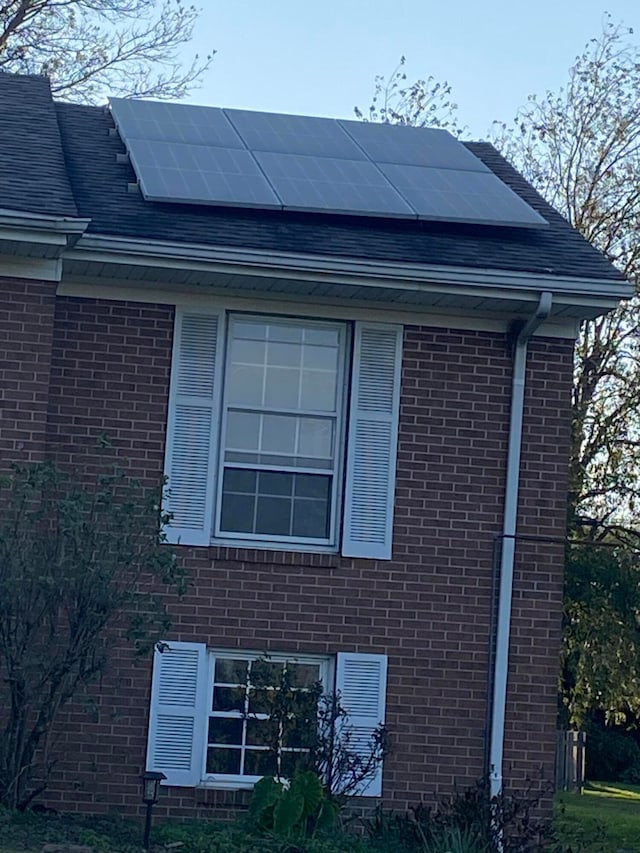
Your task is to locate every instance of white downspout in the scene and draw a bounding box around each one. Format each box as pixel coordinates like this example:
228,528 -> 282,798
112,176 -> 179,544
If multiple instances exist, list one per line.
489,291 -> 553,799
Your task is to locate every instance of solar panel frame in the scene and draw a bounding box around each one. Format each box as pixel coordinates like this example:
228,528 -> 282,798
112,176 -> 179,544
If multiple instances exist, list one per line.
254,151 -> 416,218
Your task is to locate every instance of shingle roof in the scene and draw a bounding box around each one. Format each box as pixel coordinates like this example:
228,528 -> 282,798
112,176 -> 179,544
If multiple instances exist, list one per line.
0,71 -> 624,283
0,74 -> 77,218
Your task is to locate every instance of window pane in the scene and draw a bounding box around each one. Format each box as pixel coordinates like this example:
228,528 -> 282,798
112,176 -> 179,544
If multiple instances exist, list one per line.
208,717 -> 243,745
215,658 -> 249,685
286,663 -> 321,688
292,499 -> 329,539
267,341 -> 301,367
297,418 -> 333,459
207,747 -> 241,775
295,474 -> 330,500
234,321 -> 267,341
303,344 -> 338,371
304,328 -> 339,346
258,471 -> 293,497
231,337 -> 265,364
220,493 -> 255,534
212,686 -> 245,713
224,469 -> 257,493
256,497 -> 291,536
251,660 -> 283,686
246,718 -> 276,747
244,750 -> 277,777
227,364 -> 264,406
300,370 -> 336,411
248,687 -> 276,714
226,411 -> 260,451
268,324 -> 302,343
262,414 -> 296,455
264,367 -> 300,408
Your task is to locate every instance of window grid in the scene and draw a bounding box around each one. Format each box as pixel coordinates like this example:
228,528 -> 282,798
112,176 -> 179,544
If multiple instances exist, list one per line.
204,654 -> 327,782
214,315 -> 348,546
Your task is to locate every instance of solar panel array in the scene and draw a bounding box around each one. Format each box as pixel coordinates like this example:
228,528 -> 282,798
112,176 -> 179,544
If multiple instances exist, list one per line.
109,98 -> 547,229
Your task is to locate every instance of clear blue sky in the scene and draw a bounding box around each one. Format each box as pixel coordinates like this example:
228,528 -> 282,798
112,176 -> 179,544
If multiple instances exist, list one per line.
182,0 -> 640,139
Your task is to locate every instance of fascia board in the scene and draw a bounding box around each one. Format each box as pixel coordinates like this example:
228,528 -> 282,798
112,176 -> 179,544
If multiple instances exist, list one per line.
67,233 -> 633,304
0,209 -> 91,258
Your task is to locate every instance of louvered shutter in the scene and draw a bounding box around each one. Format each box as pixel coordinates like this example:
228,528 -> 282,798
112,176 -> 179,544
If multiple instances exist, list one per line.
164,310 -> 223,546
342,323 -> 403,559
146,641 -> 208,787
335,652 -> 388,797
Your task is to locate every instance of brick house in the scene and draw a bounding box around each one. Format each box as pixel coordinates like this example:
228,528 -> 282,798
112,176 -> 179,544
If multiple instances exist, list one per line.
0,70 -> 630,819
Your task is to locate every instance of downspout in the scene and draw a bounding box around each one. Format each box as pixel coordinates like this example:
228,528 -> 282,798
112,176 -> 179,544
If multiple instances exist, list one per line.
489,291 -> 553,799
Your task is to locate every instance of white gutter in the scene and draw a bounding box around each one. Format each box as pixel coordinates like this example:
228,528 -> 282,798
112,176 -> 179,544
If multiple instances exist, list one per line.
69,233 -> 632,301
489,291 -> 553,799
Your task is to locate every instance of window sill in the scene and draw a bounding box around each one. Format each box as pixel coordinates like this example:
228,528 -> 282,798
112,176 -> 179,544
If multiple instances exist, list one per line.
196,780 -> 256,792
209,537 -> 339,555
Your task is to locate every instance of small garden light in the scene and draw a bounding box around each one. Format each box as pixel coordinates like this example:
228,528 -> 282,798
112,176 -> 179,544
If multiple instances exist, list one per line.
141,770 -> 166,849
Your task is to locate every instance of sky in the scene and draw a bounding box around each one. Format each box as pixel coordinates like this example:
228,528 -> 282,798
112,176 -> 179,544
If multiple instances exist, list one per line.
181,0 -> 640,139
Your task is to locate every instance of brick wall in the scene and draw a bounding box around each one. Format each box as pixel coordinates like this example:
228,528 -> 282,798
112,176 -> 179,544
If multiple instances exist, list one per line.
39,297 -> 572,818
0,276 -> 57,464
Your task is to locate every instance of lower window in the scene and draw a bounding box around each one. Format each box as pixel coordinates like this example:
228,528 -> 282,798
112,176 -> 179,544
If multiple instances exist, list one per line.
205,652 -> 330,783
146,641 -> 388,796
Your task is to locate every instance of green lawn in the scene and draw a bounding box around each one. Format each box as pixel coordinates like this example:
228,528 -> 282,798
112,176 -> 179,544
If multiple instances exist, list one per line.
556,781 -> 640,852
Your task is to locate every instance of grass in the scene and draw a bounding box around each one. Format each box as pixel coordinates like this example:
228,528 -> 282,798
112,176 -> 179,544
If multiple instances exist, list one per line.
555,781 -> 640,852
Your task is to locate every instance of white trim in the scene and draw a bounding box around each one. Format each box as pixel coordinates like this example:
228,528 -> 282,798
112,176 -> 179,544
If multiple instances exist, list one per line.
0,207 -> 90,231
57,280 -> 582,339
214,313 -> 347,547
201,649 -> 332,789
0,256 -> 62,282
67,232 -> 632,300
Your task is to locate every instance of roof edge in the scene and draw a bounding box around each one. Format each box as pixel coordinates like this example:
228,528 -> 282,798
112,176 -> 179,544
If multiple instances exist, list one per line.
69,232 -> 633,301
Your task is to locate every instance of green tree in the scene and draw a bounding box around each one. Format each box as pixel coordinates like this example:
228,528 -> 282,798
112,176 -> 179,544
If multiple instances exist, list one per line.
358,21 -> 640,722
0,461 -> 185,809
563,545 -> 640,726
0,0 -> 213,102
493,18 -> 640,542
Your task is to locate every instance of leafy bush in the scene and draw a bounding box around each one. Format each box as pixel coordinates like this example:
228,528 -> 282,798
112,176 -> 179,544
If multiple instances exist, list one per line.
585,722 -> 640,782
365,777 -> 558,853
248,772 -> 339,840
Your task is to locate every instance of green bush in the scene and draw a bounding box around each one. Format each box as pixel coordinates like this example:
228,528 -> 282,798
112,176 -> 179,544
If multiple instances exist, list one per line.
585,722 -> 640,782
365,777 -> 558,853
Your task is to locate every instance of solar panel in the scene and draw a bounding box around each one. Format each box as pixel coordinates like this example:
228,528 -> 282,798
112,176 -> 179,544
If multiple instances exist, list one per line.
254,151 -> 414,217
378,163 -> 548,227
110,98 -> 548,229
128,139 -> 280,208
224,109 -> 366,160
110,98 -> 244,148
339,119 -> 491,171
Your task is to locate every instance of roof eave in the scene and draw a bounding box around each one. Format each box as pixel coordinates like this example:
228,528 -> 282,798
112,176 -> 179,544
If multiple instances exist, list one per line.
63,233 -> 631,320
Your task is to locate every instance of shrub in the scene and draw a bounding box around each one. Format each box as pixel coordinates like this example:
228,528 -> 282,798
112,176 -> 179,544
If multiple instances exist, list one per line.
585,722 -> 640,781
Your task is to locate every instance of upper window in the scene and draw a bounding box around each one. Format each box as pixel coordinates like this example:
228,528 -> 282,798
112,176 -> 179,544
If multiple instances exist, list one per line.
163,307 -> 403,559
216,316 -> 347,546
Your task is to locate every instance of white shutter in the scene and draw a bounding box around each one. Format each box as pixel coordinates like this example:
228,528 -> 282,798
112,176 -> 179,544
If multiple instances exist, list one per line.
335,652 -> 388,797
146,641 -> 208,787
164,310 -> 223,546
342,323 -> 403,559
